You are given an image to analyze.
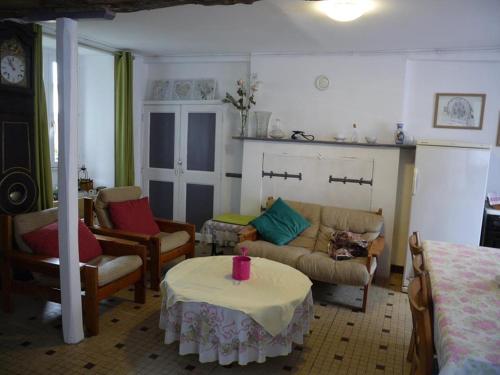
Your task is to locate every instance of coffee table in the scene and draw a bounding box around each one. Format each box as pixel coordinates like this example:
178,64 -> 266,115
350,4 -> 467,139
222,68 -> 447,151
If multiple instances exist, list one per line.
159,256 -> 313,365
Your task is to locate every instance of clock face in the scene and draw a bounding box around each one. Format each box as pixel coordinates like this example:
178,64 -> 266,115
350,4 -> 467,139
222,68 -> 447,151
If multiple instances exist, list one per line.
1,55 -> 25,84
0,37 -> 28,88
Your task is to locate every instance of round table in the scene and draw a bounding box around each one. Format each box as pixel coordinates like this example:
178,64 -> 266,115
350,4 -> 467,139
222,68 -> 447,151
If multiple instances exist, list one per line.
159,256 -> 313,365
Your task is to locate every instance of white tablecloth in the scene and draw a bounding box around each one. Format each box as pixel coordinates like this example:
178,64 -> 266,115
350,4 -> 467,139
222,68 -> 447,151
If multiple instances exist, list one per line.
159,292 -> 313,365
159,256 -> 314,365
160,256 -> 312,336
423,241 -> 500,375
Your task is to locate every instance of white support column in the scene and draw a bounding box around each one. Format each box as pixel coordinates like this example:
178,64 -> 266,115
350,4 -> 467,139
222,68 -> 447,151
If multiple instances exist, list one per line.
56,17 -> 84,344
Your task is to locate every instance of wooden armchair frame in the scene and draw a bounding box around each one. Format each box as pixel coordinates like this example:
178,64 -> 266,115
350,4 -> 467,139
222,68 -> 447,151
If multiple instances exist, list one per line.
238,205 -> 385,313
83,197 -> 195,291
0,215 -> 147,336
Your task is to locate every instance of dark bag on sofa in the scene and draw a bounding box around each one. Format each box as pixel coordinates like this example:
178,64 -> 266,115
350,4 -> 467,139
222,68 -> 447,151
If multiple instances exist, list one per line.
328,231 -> 368,260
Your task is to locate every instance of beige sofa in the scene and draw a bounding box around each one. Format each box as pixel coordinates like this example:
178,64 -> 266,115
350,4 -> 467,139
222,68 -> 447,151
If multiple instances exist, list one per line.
235,199 -> 384,312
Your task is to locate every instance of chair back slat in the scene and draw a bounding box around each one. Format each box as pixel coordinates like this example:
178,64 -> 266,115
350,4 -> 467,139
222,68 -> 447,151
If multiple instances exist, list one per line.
408,273 -> 434,375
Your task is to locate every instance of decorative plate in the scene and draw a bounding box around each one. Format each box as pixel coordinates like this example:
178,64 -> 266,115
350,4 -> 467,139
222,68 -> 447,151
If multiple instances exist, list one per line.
315,75 -> 329,91
173,80 -> 193,100
192,79 -> 216,100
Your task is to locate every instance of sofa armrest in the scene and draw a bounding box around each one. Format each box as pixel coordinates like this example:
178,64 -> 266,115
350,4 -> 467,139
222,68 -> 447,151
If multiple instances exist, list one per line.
368,236 -> 385,257
238,226 -> 258,242
88,225 -> 152,244
154,218 -> 195,239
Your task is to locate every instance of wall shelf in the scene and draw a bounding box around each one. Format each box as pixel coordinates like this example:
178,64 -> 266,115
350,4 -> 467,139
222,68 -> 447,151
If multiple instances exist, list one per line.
233,136 -> 416,149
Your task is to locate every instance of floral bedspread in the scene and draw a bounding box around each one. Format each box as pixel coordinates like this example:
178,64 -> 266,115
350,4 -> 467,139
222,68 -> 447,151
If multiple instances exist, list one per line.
159,291 -> 313,365
423,241 -> 500,375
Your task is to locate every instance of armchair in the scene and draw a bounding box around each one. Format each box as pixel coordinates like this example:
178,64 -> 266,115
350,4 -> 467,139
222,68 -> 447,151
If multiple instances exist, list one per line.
0,209 -> 147,336
83,186 -> 195,291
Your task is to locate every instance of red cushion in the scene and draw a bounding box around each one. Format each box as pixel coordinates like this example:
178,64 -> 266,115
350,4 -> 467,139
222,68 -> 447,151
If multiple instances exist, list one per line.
22,220 -> 103,263
108,197 -> 160,236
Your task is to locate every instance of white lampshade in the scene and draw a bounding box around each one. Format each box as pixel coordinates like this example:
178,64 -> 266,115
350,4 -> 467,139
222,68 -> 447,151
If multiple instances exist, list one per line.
318,0 -> 374,22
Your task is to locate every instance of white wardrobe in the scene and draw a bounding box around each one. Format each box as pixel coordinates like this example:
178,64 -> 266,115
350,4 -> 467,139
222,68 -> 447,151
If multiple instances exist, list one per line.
142,102 -> 223,231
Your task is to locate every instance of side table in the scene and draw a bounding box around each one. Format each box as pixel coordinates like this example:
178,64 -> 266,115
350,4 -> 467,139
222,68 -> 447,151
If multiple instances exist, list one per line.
201,214 -> 256,256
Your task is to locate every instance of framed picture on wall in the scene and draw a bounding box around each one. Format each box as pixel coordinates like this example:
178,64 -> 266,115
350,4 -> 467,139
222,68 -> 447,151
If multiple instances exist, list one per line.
433,93 -> 486,130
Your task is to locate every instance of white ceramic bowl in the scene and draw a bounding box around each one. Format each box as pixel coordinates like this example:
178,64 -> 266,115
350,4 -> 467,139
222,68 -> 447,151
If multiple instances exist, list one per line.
334,134 -> 346,142
365,136 -> 377,144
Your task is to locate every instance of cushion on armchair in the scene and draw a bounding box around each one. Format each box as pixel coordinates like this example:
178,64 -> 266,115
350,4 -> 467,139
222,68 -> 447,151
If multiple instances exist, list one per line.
22,220 -> 103,262
108,197 -> 160,236
87,255 -> 143,286
250,198 -> 310,246
155,231 -> 191,253
94,186 -> 142,228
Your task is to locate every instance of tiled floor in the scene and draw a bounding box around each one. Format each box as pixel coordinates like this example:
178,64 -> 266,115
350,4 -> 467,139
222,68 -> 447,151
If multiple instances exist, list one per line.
0,246 -> 412,375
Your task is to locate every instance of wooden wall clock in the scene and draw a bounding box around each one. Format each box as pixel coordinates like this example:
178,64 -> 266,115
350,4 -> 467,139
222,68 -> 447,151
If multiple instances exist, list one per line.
0,21 -> 38,214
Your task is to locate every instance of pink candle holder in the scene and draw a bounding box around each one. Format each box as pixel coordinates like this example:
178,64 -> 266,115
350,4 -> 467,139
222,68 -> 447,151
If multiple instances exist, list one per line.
232,247 -> 251,281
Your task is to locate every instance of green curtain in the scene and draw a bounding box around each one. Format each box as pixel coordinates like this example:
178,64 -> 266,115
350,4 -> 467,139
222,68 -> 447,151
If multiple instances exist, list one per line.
114,51 -> 135,187
33,24 -> 53,209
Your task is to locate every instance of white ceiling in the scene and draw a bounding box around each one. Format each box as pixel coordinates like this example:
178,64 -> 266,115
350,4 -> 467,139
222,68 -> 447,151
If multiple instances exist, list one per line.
71,0 -> 500,56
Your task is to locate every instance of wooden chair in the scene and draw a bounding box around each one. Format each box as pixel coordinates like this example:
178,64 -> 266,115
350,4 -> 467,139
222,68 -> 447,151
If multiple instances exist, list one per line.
407,231 -> 434,362
0,211 -> 147,336
408,273 -> 434,375
83,186 -> 195,291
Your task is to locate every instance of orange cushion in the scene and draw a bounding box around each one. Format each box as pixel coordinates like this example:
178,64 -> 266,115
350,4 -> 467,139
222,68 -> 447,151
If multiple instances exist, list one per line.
108,197 -> 160,236
22,220 -> 103,263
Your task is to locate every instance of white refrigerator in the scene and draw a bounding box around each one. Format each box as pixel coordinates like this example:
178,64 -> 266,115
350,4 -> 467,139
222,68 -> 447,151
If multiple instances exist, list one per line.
402,140 -> 491,289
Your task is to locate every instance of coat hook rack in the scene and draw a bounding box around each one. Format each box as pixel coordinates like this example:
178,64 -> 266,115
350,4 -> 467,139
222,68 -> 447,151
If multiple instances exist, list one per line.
328,175 -> 373,186
262,170 -> 302,181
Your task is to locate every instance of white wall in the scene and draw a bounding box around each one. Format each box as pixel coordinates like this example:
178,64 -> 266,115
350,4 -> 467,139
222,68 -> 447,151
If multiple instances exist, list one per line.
78,52 -> 115,188
250,54 -> 407,143
402,59 -> 500,192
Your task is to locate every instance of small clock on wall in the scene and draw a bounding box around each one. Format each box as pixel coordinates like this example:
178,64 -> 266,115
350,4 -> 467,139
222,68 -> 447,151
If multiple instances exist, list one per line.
1,37 -> 29,88
314,75 -> 330,91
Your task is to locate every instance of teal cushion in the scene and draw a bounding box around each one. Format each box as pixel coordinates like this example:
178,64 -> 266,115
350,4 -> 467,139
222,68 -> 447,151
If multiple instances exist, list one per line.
250,198 -> 310,246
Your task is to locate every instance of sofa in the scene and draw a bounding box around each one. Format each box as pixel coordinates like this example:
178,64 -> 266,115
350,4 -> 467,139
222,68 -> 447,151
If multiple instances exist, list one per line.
235,198 -> 384,312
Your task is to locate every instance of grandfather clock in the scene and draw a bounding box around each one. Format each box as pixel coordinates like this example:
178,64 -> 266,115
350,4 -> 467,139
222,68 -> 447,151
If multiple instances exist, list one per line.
0,21 -> 38,214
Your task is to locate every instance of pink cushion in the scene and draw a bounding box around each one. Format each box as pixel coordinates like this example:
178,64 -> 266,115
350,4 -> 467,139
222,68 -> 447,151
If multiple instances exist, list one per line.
22,221 -> 103,263
108,197 -> 160,236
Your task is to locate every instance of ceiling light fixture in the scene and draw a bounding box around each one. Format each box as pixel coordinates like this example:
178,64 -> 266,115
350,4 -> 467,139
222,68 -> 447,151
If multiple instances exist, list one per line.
317,0 -> 375,22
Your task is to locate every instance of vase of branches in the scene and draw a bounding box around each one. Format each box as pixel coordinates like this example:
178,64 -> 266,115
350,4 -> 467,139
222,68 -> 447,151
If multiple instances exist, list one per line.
223,75 -> 260,136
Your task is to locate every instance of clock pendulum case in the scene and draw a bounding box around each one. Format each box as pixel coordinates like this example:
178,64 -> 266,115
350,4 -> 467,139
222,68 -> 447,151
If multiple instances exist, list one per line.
0,21 -> 38,214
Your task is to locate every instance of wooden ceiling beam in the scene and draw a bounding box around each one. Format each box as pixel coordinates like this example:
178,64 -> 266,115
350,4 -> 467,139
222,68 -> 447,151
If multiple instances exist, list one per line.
0,0 -> 261,21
